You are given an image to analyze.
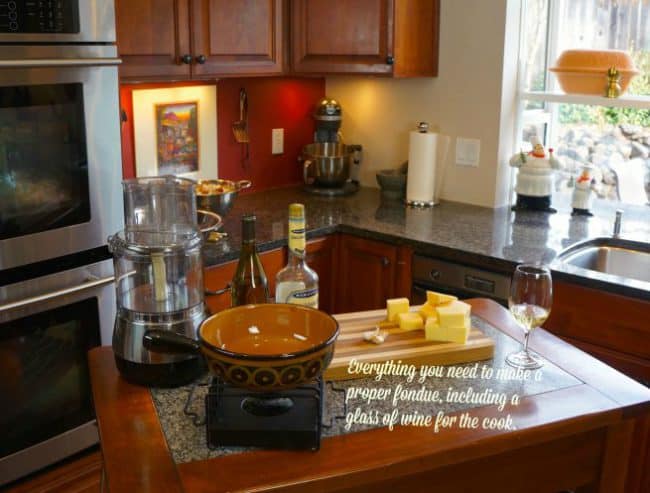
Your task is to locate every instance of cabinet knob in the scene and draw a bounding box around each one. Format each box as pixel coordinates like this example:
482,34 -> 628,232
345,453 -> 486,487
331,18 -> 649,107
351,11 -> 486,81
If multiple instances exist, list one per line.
381,256 -> 390,267
196,54 -> 207,65
180,54 -> 192,65
386,55 -> 394,65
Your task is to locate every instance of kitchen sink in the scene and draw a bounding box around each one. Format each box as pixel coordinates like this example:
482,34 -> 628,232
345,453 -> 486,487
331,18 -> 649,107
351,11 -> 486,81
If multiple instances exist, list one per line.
557,237 -> 650,283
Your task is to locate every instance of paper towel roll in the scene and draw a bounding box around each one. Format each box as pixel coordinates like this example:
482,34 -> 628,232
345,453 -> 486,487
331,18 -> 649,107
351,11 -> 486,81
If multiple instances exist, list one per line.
406,130 -> 438,204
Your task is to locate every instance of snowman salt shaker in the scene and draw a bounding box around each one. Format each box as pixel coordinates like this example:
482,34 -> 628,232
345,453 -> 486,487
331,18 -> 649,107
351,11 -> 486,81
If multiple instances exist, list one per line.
509,137 -> 563,213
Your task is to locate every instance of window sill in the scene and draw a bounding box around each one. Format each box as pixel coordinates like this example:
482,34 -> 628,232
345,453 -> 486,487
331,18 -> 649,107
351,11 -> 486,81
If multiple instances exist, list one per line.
521,91 -> 650,110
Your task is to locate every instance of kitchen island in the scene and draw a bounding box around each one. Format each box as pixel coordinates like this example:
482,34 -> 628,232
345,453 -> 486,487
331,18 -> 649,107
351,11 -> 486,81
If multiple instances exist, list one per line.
89,299 -> 650,493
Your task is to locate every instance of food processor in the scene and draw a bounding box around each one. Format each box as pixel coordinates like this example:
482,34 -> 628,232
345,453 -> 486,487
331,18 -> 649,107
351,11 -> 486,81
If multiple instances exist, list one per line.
109,176 -> 208,386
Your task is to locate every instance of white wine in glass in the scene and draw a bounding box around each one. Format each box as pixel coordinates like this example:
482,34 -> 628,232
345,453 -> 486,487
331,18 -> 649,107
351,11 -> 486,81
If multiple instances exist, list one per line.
506,263 -> 552,370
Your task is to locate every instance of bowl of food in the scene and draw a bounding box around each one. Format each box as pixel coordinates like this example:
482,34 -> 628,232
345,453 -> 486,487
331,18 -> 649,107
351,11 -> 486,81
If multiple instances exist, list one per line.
549,49 -> 639,95
143,304 -> 340,391
195,179 -> 252,217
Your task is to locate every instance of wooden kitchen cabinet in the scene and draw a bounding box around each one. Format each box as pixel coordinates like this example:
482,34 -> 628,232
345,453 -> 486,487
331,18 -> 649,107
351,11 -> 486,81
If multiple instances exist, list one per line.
290,0 -> 439,76
115,0 -> 191,80
335,234 -> 412,312
545,280 -> 650,384
305,236 -> 338,313
115,0 -> 284,81
203,247 -> 285,314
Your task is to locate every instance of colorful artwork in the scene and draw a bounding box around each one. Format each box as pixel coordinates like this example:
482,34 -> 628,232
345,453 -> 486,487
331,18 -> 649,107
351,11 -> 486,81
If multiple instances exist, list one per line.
155,102 -> 199,175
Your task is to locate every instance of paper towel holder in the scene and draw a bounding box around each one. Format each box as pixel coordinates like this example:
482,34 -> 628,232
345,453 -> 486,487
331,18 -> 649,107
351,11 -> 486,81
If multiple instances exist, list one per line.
405,121 -> 437,208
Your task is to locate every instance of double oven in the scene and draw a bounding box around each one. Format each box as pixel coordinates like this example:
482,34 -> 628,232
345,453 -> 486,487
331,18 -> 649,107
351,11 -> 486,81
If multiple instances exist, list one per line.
0,0 -> 122,486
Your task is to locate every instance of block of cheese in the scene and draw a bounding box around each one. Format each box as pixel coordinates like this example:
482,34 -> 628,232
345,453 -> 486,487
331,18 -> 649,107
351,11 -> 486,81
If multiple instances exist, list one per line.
436,300 -> 471,327
418,303 -> 437,321
397,312 -> 424,331
426,290 -> 458,306
425,315 -> 470,344
386,298 -> 410,322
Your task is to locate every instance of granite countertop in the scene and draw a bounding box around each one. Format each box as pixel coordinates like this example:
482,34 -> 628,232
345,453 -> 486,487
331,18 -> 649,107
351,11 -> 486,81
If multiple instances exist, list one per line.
203,186 -> 650,300
150,315 -> 580,464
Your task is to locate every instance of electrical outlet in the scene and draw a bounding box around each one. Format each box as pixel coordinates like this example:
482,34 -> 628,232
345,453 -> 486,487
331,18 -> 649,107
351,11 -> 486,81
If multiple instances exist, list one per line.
272,128 -> 284,155
455,137 -> 480,167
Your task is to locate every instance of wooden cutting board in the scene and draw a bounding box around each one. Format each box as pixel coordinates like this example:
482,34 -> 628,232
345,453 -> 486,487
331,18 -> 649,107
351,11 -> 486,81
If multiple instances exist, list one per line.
324,307 -> 495,381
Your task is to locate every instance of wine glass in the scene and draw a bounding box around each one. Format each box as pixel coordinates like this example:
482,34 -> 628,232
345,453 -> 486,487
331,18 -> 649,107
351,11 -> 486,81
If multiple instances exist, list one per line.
506,263 -> 552,370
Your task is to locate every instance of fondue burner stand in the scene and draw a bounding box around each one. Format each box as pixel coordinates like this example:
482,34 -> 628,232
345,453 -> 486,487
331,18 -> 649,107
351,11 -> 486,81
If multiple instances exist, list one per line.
186,377 -> 346,451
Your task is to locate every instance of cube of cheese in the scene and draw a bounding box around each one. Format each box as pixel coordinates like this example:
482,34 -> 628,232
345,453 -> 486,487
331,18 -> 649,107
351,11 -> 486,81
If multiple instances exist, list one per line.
436,300 -> 471,327
397,312 -> 424,331
418,303 -> 437,322
425,316 -> 470,344
386,297 -> 410,322
426,290 -> 458,306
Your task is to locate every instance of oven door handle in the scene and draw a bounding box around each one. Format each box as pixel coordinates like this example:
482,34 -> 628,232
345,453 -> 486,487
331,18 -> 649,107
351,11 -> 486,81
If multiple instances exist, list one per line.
0,276 -> 115,313
0,58 -> 122,68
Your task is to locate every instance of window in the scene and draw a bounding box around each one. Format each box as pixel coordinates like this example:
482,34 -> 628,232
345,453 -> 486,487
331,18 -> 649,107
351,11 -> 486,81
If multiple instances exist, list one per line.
515,0 -> 650,207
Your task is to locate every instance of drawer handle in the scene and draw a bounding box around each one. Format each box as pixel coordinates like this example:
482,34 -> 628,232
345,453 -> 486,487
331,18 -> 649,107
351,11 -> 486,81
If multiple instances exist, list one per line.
205,283 -> 231,296
196,54 -> 206,64
180,54 -> 192,64
381,257 -> 390,267
429,270 -> 441,281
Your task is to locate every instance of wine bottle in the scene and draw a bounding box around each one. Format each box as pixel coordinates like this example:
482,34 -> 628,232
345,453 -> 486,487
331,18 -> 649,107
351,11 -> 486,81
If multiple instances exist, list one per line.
231,214 -> 269,306
275,203 -> 319,308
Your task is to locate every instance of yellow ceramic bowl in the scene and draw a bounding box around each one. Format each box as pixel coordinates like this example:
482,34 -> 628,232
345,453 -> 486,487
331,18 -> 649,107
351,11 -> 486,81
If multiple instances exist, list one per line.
549,49 -> 639,95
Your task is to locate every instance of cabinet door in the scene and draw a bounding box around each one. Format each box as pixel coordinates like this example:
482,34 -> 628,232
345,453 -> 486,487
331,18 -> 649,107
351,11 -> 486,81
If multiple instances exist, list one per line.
291,0 -> 393,75
545,280 -> 650,383
305,236 -> 338,314
192,0 -> 284,77
204,247 -> 286,314
115,0 -> 191,80
335,235 -> 397,313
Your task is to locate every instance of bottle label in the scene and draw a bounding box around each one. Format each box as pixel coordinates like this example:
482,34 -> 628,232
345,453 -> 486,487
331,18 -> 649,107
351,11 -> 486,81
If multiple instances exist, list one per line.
288,216 -> 306,258
276,283 -> 318,309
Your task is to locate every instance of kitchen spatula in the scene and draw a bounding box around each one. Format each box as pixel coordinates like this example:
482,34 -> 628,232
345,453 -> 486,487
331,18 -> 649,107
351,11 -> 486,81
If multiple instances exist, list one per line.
232,88 -> 249,143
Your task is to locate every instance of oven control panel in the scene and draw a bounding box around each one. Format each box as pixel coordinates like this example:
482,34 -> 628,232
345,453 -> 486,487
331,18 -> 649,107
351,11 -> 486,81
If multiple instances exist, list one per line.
0,0 -> 79,33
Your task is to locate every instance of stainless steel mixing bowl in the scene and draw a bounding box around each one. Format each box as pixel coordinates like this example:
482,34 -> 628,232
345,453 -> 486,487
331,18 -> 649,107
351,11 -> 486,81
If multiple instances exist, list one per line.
302,143 -> 354,187
195,179 -> 251,217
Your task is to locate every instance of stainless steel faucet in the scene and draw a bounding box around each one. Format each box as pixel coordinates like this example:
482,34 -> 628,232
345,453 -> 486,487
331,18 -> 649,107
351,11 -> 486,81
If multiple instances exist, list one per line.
613,209 -> 623,237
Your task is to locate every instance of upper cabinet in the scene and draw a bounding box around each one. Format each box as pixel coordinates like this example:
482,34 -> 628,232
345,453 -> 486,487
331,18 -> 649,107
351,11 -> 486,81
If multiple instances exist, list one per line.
115,0 -> 284,81
115,0 -> 440,81
290,0 -> 439,77
191,0 -> 284,77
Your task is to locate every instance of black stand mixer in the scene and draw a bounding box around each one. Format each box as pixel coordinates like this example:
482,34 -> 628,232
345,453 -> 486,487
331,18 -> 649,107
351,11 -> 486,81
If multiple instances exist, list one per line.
302,98 -> 362,196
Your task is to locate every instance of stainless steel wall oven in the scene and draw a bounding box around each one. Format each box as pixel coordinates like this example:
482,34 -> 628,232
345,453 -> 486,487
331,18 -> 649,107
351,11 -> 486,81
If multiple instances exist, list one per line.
0,0 -> 121,485
0,259 -> 115,486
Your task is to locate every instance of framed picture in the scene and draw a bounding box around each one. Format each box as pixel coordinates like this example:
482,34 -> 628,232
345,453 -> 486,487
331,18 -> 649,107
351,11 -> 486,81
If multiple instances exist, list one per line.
155,101 -> 199,175
132,85 -> 217,180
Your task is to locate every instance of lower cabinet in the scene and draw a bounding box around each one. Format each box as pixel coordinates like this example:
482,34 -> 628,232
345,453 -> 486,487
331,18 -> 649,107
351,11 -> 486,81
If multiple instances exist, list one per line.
203,234 -> 413,315
305,236 -> 338,314
335,234 -> 412,313
545,280 -> 650,384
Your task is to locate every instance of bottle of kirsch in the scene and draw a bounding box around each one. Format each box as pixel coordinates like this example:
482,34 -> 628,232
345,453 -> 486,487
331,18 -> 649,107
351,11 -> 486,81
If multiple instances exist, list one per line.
275,203 -> 319,308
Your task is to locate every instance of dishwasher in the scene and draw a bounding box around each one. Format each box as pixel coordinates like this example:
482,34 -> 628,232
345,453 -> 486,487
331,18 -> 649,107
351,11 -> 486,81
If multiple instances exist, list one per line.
411,255 -> 511,306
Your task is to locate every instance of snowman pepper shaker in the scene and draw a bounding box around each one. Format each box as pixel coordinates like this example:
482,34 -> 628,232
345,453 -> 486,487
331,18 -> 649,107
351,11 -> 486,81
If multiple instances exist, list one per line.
571,165 -> 600,216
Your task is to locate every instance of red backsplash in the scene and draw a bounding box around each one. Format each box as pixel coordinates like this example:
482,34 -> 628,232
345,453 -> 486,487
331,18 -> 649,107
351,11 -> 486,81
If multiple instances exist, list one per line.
119,77 -> 325,193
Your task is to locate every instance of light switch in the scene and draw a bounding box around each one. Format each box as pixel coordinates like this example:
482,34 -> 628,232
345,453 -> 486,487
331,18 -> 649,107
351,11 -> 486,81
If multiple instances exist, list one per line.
455,137 -> 480,167
272,128 -> 284,155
